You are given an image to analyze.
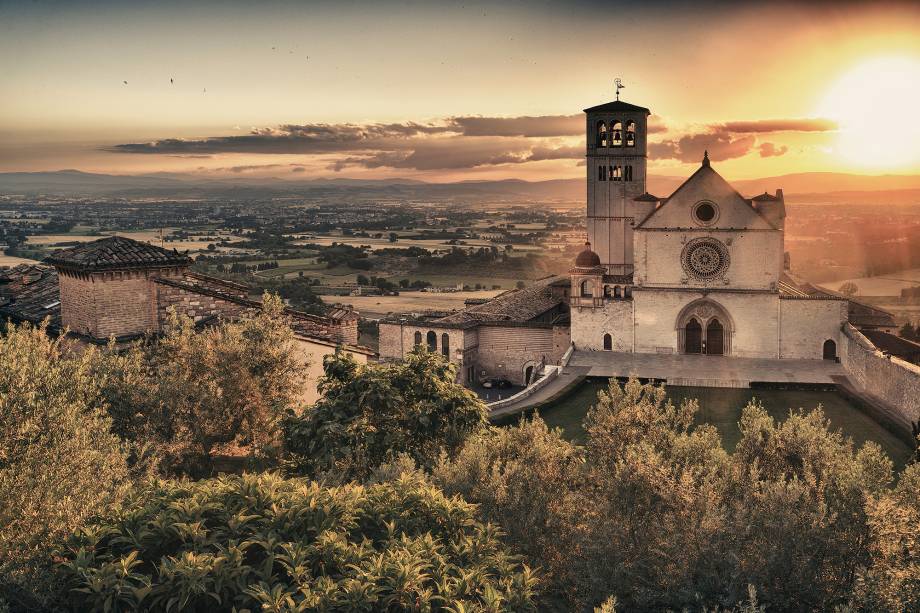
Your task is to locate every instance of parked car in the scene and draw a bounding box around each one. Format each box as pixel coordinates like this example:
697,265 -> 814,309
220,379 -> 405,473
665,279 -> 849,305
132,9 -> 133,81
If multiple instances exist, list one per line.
482,377 -> 512,389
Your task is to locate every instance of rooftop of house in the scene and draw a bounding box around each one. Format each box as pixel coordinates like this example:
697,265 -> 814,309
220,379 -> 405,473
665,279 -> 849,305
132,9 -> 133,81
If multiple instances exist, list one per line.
0,264 -> 62,327
861,330 -> 920,362
583,99 -> 651,115
44,235 -> 193,272
434,275 -> 568,325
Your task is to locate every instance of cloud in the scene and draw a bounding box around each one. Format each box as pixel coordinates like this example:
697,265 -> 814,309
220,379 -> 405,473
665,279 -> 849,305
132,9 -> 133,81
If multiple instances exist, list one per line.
649,133 -> 756,163
447,114 -> 582,137
718,118 -> 838,134
758,142 -> 789,158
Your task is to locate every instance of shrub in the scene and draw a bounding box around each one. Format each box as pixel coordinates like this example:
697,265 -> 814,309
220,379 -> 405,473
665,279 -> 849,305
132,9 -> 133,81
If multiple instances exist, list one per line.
58,472 -> 538,612
0,323 -> 131,610
283,349 -> 487,481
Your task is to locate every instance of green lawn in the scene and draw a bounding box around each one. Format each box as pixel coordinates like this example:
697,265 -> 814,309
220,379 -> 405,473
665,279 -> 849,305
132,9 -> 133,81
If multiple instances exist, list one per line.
528,379 -> 914,471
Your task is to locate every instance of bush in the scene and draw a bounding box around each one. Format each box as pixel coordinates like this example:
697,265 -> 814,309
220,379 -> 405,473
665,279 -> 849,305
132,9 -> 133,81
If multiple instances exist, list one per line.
58,472 -> 538,612
283,349 -> 488,482
436,379 -> 908,611
0,323 -> 132,610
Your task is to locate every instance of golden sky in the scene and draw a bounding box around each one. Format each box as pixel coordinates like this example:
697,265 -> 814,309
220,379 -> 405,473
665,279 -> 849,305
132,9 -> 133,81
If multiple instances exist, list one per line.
1,0 -> 919,181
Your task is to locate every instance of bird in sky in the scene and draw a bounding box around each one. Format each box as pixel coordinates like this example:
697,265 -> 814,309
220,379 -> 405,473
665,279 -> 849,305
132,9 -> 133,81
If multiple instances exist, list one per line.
170,78 -> 174,84
123,80 -> 128,85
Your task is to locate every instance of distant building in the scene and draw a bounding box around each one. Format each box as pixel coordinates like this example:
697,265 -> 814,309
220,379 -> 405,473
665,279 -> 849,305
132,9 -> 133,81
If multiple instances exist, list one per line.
378,94 -> 896,386
0,236 -> 373,403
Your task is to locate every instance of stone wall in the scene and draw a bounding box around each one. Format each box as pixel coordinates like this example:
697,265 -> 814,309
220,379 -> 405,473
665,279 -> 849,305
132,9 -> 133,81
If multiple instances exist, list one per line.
631,289 -> 780,357
155,278 -> 248,324
779,298 -> 848,359
293,336 -> 370,406
59,268 -> 182,339
841,324 -> 920,433
476,325 -> 560,385
570,299 -> 634,351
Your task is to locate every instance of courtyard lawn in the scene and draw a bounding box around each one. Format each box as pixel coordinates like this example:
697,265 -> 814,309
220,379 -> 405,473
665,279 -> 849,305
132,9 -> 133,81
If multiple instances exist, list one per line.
530,378 -> 914,471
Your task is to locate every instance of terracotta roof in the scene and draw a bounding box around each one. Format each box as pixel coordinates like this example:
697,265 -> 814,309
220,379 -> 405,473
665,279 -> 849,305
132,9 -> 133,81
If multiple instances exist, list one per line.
435,276 -> 568,325
0,264 -> 62,327
45,236 -> 192,272
583,99 -> 651,114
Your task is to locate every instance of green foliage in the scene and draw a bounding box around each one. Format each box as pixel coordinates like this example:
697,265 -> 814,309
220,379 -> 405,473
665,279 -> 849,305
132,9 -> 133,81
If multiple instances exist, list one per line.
435,378 -> 911,611
283,349 -> 488,482
58,472 -> 537,612
100,293 -> 306,476
0,323 -> 131,609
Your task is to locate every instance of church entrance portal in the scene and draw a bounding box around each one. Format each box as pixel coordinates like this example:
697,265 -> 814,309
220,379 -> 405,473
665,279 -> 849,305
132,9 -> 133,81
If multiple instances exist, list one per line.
677,300 -> 732,356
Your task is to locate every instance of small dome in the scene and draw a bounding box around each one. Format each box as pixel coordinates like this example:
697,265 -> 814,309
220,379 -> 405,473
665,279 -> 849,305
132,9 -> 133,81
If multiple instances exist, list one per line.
575,242 -> 601,267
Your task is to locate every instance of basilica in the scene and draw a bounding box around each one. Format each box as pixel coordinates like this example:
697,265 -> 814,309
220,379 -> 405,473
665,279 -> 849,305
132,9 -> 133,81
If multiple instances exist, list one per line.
378,96 -> 894,387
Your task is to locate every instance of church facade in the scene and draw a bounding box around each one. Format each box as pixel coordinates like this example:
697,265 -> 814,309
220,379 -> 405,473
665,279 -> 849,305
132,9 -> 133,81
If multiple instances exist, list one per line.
571,98 -> 847,360
378,95 -> 893,385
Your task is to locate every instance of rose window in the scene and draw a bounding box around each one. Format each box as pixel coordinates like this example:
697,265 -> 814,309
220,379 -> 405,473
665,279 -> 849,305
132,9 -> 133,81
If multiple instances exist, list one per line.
681,238 -> 730,280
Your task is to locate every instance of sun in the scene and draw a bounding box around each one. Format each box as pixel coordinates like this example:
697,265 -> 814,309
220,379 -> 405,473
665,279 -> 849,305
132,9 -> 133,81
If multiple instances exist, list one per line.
817,56 -> 920,171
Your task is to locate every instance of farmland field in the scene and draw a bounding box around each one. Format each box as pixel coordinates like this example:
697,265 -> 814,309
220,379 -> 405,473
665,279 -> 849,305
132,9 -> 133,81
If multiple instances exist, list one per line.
0,254 -> 38,266
321,289 -> 504,318
831,268 -> 920,296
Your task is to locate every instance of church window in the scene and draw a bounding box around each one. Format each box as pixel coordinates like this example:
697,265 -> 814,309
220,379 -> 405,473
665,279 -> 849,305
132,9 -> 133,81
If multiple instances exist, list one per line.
414,331 -> 422,346
598,165 -> 607,181
603,333 -> 612,350
694,201 -> 716,223
624,165 -> 633,181
625,121 -> 636,147
612,166 -> 622,181
597,121 -> 608,147
426,330 -> 437,351
580,279 -> 592,297
681,237 -> 730,281
441,333 -> 450,357
612,121 -> 623,146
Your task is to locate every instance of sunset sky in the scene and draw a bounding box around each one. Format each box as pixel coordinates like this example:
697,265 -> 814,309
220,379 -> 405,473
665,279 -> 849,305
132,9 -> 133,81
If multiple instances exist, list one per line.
1,0 -> 919,182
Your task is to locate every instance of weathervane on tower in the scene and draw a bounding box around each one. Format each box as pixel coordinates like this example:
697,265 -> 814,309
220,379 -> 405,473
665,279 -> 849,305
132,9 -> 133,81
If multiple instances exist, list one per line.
614,78 -> 624,100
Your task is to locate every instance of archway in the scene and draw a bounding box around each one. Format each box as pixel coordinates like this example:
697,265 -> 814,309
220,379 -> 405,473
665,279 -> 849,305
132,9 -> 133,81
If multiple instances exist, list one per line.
524,365 -> 534,385
603,333 -> 612,350
426,330 -> 437,351
706,319 -> 724,355
823,339 -> 837,360
684,319 -> 702,354
676,299 -> 733,355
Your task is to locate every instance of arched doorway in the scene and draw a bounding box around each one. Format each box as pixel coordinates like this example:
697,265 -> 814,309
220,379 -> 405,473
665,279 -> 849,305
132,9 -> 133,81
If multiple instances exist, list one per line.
426,330 -> 437,351
677,299 -> 733,356
823,339 -> 837,360
706,319 -> 724,355
603,333 -> 612,350
524,365 -> 534,385
684,319 -> 702,354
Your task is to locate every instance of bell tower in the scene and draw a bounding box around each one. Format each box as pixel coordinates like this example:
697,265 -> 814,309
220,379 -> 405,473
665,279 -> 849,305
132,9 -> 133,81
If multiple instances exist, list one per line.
584,89 -> 651,275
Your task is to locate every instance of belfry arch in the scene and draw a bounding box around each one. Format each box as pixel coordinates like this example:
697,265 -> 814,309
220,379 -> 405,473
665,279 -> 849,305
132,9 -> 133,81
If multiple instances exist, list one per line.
676,299 -> 733,355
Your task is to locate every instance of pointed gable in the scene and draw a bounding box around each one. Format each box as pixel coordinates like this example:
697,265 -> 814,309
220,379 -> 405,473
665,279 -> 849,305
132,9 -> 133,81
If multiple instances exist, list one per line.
636,164 -> 777,231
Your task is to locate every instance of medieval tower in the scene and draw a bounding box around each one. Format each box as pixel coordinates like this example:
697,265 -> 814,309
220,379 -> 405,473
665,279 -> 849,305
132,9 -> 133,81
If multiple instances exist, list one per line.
584,96 -> 653,275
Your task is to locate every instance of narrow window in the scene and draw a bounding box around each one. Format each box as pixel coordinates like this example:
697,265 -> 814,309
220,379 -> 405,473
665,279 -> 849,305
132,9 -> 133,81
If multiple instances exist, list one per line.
603,333 -> 612,350
426,330 -> 437,351
441,333 -> 450,357
624,165 -> 633,181
598,165 -> 607,181
612,166 -> 622,181
580,279 -> 592,297
625,121 -> 636,147
414,331 -> 422,346
614,286 -> 622,298
612,121 -> 623,147
597,121 -> 608,147
603,285 -> 612,298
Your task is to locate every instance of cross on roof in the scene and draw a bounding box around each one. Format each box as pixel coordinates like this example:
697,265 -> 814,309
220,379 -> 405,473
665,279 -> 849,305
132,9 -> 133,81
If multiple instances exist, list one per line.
615,78 -> 624,101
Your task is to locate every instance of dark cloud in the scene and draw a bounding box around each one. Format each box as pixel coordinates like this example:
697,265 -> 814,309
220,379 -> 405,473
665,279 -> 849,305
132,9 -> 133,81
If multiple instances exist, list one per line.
448,114 -> 582,137
650,133 -> 756,163
718,118 -> 837,133
758,142 -> 789,158
291,166 -> 307,173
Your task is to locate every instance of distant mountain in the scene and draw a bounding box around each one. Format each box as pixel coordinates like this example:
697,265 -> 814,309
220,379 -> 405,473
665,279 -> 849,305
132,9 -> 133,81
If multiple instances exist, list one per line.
1,170 -> 919,205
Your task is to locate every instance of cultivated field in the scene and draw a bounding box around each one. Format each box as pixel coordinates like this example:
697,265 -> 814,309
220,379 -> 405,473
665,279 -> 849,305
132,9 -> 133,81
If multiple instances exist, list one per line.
831,268 -> 920,296
0,254 -> 38,266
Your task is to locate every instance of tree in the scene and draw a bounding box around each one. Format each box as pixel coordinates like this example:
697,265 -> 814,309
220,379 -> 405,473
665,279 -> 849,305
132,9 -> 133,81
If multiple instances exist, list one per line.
0,323 -> 131,610
58,472 -> 538,612
388,232 -> 398,243
900,321 -> 917,341
283,349 -> 488,481
102,295 -> 306,476
436,379 -> 904,611
839,281 -> 859,297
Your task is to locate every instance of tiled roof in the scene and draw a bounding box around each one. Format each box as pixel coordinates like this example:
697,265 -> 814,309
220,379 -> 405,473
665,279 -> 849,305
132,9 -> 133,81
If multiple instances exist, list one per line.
45,236 -> 192,272
583,99 -> 651,114
435,276 -> 567,325
0,264 -> 62,327
861,330 -> 920,361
